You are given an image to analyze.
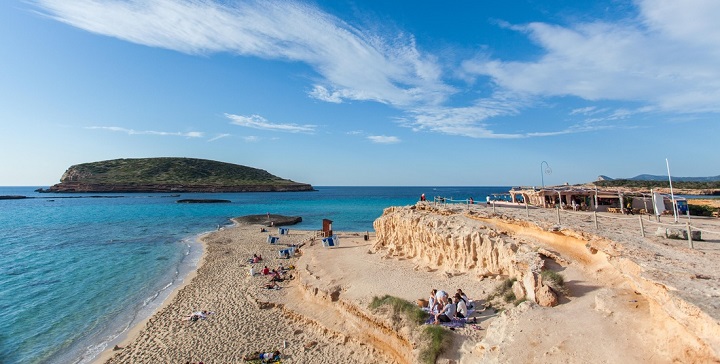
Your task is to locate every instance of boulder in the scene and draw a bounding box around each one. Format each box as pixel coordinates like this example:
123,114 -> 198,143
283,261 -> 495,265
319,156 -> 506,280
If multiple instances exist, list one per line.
523,272 -> 538,303
657,227 -> 701,240
536,285 -> 558,307
512,281 -> 526,300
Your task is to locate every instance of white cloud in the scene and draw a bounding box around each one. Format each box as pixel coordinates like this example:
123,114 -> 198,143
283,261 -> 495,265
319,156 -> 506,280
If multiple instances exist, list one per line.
38,0 -> 720,139
309,85 -> 343,104
242,136 -> 260,142
35,0 -> 450,108
367,135 -> 400,144
86,126 -> 203,138
225,113 -> 316,133
463,0 -> 720,114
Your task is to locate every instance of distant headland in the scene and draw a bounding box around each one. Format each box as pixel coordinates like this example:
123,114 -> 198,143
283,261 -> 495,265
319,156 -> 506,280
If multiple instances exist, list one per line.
36,157 -> 315,193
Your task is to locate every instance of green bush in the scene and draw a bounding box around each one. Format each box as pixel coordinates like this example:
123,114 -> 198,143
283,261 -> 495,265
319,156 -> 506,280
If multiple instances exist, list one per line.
369,295 -> 427,325
541,270 -> 567,295
369,295 -> 451,364
689,204 -> 715,217
419,325 -> 451,364
503,291 -> 516,303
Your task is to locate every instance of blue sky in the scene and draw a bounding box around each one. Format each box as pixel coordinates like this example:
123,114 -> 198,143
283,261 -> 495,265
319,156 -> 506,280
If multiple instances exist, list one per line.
1,0 -> 718,186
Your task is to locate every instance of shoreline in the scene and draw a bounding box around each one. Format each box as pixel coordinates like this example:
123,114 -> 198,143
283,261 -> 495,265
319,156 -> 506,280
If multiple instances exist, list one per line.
92,233 -> 208,364
95,203 -> 720,363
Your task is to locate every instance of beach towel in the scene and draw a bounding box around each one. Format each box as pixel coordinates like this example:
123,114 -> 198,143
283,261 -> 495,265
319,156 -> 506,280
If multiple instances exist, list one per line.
267,236 -> 280,244
278,227 -> 289,235
243,352 -> 282,363
424,316 -> 467,329
322,235 -> 339,248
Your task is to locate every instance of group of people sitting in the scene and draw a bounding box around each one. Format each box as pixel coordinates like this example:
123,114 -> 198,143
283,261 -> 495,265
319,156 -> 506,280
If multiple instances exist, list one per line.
248,254 -> 263,264
260,264 -> 295,289
428,288 -> 475,324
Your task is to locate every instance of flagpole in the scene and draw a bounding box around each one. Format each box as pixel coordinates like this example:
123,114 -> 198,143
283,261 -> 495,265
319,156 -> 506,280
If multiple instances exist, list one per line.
666,158 -> 678,223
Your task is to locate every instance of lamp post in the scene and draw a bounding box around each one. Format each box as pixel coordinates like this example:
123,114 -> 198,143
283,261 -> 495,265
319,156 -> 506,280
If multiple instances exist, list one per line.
540,161 -> 552,188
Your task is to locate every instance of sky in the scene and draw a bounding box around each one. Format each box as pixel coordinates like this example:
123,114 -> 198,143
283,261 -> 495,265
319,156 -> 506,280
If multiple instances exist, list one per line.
1,0 -> 718,187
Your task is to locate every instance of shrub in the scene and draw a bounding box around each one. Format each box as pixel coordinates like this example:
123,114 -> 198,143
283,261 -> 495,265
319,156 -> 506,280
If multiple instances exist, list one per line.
689,204 -> 715,217
419,325 -> 451,364
503,290 -> 516,303
370,295 -> 451,364
541,270 -> 567,295
369,295 -> 428,326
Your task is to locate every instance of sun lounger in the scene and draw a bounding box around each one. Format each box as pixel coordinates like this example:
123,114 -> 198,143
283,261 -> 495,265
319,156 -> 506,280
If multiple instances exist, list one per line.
267,236 -> 280,244
322,235 -> 339,247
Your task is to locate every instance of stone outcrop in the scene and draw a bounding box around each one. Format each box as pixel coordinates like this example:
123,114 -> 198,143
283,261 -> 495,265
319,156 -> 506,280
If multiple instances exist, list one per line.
372,203 -> 561,307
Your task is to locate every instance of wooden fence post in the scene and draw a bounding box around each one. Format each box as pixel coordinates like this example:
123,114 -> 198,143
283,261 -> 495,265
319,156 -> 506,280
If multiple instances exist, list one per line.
686,222 -> 694,249
639,216 -> 645,237
593,211 -> 598,229
525,201 -> 529,218
556,207 -> 560,224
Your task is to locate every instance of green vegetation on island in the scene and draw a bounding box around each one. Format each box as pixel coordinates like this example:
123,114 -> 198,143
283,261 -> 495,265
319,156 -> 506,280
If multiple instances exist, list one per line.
40,157 -> 314,193
594,179 -> 720,190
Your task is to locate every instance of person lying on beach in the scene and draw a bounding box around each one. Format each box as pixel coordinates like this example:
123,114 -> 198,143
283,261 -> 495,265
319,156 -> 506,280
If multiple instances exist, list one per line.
269,274 -> 293,282
183,310 -> 213,322
243,350 -> 281,362
262,281 -> 280,290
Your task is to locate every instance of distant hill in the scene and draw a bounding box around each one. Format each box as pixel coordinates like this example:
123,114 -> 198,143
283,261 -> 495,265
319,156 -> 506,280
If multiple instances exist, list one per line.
592,174 -> 720,193
40,158 -> 314,193
598,174 -> 720,182
627,174 -> 720,182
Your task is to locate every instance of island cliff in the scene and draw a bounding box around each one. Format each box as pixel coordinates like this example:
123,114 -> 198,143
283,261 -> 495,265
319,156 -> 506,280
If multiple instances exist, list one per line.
40,158 -> 314,193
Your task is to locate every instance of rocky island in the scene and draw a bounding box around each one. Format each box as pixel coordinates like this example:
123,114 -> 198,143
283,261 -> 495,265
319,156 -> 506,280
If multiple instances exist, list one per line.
38,157 -> 314,193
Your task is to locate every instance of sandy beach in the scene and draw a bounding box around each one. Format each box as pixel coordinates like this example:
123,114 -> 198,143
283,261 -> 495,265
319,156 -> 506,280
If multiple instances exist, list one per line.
98,202 -> 720,363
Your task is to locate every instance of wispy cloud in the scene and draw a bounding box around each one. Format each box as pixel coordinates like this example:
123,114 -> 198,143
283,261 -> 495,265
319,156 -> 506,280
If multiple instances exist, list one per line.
86,126 -> 203,138
367,135 -> 400,144
463,0 -> 720,114
37,0 -> 720,139
207,133 -> 231,142
34,0 -> 449,107
225,113 -> 316,133
242,136 -> 260,142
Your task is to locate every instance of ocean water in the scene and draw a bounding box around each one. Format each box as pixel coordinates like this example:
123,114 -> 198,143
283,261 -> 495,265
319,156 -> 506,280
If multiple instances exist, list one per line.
0,186 -> 509,364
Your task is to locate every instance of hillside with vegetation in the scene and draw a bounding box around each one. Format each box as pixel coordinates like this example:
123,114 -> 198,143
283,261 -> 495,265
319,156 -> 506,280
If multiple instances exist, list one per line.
40,158 -> 314,193
594,179 -> 720,190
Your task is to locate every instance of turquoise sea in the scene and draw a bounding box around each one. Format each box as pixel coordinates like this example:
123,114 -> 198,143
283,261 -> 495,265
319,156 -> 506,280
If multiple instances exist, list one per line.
0,186 -> 509,364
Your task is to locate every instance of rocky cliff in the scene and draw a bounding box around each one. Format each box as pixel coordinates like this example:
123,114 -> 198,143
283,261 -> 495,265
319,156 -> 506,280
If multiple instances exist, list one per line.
373,203 -> 560,307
